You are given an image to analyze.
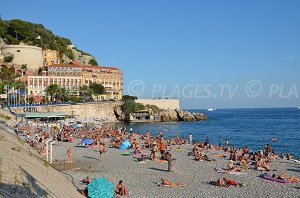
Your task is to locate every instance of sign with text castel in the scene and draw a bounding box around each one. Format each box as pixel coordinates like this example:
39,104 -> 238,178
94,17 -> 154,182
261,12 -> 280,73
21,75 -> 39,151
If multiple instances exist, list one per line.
0,94 -> 7,99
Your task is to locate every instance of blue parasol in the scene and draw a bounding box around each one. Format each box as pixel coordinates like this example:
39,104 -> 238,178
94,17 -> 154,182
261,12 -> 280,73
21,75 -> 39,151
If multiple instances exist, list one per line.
87,178 -> 115,198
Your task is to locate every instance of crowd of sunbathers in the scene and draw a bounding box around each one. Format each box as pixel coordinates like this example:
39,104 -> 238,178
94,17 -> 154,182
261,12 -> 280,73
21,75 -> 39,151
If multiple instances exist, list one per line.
15,120 -> 299,196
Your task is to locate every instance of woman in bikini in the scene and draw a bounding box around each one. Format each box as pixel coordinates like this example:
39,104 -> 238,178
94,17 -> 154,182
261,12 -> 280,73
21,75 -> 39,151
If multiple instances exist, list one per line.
115,180 -> 128,196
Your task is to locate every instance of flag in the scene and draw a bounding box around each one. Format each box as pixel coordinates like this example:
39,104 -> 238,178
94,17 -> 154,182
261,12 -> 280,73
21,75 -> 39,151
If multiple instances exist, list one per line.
36,35 -> 41,40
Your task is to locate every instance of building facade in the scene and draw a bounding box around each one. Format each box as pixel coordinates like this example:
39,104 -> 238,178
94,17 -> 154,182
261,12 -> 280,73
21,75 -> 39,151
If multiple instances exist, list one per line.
27,62 -> 122,100
42,49 -> 60,65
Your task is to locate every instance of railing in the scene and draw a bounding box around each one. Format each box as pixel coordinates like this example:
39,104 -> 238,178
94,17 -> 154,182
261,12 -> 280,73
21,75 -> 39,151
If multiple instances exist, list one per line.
5,100 -> 120,108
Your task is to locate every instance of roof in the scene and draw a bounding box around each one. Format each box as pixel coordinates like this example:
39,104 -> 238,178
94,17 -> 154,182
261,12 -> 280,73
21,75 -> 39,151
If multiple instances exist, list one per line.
24,112 -> 68,118
49,62 -> 121,71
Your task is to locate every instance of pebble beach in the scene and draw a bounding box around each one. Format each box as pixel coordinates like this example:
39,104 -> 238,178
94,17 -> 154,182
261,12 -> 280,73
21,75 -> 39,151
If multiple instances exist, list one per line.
51,139 -> 300,198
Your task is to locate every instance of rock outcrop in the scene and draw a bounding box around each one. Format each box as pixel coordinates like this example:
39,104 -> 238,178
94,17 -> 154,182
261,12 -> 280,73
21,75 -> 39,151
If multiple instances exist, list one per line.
159,109 -> 207,122
114,105 -> 125,121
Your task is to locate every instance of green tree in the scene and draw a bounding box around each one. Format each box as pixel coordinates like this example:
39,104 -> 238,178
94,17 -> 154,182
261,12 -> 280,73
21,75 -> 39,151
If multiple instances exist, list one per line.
58,87 -> 69,102
145,104 -> 161,114
122,100 -> 145,115
89,83 -> 105,101
21,64 -> 27,70
122,95 -> 138,101
80,85 -> 92,98
88,59 -> 98,66
45,84 -> 60,102
3,55 -> 14,63
0,65 -> 15,83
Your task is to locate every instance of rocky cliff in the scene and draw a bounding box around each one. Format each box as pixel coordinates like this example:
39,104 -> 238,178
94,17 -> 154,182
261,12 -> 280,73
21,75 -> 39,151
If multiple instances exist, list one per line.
159,109 -> 207,122
114,104 -> 208,122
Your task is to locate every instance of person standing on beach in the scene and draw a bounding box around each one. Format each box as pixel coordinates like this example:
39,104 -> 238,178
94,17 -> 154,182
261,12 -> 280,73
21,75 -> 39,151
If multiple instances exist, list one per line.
98,142 -> 104,160
67,147 -> 72,162
225,139 -> 229,146
160,137 -> 166,159
189,133 -> 193,144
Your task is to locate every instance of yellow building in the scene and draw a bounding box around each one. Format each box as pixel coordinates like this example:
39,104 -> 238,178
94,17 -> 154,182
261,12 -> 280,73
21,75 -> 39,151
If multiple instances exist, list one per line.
82,65 -> 123,100
27,61 -> 123,100
42,49 -> 60,66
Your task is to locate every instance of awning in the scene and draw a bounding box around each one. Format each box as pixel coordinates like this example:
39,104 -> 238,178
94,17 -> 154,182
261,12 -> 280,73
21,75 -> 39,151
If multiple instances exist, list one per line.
25,112 -> 68,118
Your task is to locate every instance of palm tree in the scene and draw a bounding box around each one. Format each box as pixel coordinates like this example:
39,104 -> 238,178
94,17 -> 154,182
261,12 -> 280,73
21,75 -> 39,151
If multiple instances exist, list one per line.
58,87 -> 69,102
45,84 -> 59,102
80,85 -> 92,101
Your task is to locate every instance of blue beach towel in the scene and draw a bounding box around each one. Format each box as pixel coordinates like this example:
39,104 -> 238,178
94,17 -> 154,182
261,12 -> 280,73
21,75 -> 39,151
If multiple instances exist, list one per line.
87,178 -> 115,198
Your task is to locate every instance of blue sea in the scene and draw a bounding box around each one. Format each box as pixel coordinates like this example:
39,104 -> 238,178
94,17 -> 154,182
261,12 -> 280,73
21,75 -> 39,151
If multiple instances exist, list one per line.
125,108 -> 300,159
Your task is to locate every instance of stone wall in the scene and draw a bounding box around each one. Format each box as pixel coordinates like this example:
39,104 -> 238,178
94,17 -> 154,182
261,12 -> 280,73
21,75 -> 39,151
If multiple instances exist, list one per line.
1,45 -> 43,71
11,102 -> 121,121
135,99 -> 180,110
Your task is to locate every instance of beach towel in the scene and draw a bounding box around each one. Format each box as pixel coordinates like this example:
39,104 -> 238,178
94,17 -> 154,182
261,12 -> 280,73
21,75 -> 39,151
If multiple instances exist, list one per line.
260,174 -> 293,183
229,172 -> 248,175
212,153 -> 227,157
172,148 -> 186,151
87,178 -> 114,198
121,151 -> 131,156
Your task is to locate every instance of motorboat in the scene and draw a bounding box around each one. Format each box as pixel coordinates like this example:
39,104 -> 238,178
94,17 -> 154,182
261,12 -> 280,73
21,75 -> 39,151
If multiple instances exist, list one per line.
207,108 -> 216,111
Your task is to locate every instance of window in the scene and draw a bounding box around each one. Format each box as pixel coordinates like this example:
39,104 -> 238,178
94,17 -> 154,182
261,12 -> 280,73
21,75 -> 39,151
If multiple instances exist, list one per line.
17,50 -> 20,52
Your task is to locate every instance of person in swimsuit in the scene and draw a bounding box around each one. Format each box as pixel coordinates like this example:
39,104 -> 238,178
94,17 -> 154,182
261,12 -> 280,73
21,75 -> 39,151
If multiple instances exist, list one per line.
115,180 -> 128,196
160,178 -> 186,187
98,142 -> 104,160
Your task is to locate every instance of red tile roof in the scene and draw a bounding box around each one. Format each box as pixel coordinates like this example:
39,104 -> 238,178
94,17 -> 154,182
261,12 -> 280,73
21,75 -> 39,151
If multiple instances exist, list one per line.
49,62 -> 121,71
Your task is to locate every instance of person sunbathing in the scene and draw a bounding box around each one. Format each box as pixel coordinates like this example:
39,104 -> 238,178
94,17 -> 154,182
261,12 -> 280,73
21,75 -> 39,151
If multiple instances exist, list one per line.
138,154 -> 146,162
160,178 -> 186,187
273,173 -> 299,183
287,153 -> 294,160
82,176 -> 92,184
209,178 -> 245,187
226,160 -> 241,173
115,180 -> 128,196
195,153 -> 204,161
255,158 -> 271,171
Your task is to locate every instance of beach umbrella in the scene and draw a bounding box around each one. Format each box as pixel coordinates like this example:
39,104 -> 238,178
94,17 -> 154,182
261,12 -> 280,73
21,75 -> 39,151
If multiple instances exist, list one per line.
119,139 -> 131,150
81,138 -> 94,145
87,177 -> 114,198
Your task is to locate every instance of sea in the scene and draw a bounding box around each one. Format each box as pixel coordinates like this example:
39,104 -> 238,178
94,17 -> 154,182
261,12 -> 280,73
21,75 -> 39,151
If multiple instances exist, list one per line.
125,108 -> 300,159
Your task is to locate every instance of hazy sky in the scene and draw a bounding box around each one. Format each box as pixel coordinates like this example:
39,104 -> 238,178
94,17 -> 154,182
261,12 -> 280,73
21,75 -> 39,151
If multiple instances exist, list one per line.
1,0 -> 299,109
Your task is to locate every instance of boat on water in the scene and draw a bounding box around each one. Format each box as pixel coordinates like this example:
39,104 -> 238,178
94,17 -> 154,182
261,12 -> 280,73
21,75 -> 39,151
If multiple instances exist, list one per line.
207,108 -> 216,111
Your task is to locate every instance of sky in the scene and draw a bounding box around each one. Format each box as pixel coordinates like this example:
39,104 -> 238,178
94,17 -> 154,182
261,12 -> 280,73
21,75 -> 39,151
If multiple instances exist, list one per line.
0,0 -> 299,109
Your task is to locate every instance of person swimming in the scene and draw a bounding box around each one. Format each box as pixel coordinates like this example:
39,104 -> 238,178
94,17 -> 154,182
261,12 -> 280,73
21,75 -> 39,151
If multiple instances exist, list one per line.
271,137 -> 278,142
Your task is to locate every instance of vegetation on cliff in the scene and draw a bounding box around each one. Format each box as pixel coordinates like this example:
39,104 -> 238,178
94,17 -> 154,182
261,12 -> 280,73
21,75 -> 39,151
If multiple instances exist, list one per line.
0,19 -> 96,63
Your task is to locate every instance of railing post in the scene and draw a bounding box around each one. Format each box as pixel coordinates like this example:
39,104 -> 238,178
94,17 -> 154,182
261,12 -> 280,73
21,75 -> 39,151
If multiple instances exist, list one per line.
50,141 -> 56,164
